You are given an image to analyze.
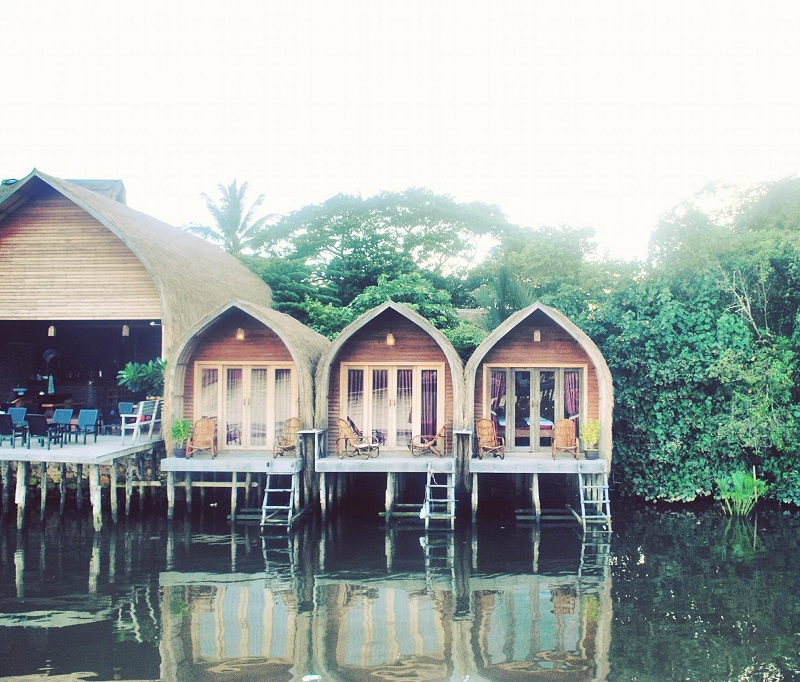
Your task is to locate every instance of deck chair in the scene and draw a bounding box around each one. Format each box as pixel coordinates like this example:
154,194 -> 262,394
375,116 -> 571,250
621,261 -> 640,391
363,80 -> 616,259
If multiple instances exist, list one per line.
475,418 -> 505,460
274,417 -> 301,458
552,418 -> 579,459
8,407 -> 27,425
51,408 -> 74,440
26,414 -> 63,449
71,409 -> 99,444
0,414 -> 22,448
410,420 -> 449,458
337,418 -> 380,459
186,417 -> 217,458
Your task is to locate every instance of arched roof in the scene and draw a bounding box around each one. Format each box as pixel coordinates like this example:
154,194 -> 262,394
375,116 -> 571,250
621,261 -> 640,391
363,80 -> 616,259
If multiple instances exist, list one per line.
465,301 -> 613,465
168,300 -> 329,427
315,301 -> 466,429
0,169 -> 273,353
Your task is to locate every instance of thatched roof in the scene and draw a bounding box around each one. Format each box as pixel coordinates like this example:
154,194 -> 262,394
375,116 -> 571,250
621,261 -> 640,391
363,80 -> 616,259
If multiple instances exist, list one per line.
0,169 -> 272,352
464,301 -> 614,465
315,301 -> 466,429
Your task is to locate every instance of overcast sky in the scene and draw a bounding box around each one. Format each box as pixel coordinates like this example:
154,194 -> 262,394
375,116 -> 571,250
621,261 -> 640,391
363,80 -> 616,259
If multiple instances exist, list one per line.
3,0 -> 799,260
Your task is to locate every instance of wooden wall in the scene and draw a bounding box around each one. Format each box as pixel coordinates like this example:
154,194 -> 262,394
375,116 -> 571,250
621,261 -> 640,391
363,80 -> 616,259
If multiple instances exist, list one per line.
182,310 -> 293,419
0,187 -> 161,319
327,310 -> 454,453
473,309 -> 600,421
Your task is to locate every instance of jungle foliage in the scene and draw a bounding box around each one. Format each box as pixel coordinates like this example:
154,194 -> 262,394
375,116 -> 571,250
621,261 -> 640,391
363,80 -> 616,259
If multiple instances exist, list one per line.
208,179 -> 800,506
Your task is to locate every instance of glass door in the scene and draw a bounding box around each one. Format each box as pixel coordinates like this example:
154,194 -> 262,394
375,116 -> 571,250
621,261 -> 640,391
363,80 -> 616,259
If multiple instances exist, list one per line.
197,364 -> 295,450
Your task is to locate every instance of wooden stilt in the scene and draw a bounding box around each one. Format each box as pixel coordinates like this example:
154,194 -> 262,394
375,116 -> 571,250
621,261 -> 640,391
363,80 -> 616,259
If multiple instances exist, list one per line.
532,472 -> 541,520
166,471 -> 175,520
244,472 -> 253,507
109,462 -> 118,523
1,460 -> 10,514
125,456 -> 134,516
230,472 -> 238,522
471,473 -> 478,523
320,472 -> 327,521
385,472 -> 396,520
40,462 -> 47,522
59,463 -> 67,515
16,461 -> 29,529
89,464 -> 102,531
185,473 -> 193,514
75,463 -> 83,512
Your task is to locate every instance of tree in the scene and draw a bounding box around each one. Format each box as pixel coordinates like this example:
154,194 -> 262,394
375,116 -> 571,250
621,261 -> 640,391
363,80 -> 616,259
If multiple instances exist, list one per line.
184,180 -> 275,256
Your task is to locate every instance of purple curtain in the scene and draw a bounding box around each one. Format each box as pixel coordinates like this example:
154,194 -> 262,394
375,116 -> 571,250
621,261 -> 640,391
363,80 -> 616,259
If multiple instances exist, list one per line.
564,370 -> 579,418
421,370 -> 437,436
490,369 -> 506,429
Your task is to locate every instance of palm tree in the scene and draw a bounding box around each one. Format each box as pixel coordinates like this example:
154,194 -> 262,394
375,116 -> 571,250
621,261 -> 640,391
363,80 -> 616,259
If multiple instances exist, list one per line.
185,180 -> 275,256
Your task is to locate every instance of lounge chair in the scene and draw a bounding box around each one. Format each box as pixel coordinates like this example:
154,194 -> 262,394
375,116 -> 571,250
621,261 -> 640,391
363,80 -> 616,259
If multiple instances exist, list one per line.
475,418 -> 505,459
274,417 -> 301,458
50,408 -> 74,440
186,417 -> 217,458
410,421 -> 449,458
337,418 -> 380,459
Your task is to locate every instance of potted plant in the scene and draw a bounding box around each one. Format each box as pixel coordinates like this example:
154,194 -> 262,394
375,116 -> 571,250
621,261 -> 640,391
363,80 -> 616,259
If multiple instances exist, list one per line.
170,419 -> 193,458
580,419 -> 601,459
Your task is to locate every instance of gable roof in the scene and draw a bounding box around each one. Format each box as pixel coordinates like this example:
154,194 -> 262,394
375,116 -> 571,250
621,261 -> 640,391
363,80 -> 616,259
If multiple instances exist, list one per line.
0,169 -> 272,352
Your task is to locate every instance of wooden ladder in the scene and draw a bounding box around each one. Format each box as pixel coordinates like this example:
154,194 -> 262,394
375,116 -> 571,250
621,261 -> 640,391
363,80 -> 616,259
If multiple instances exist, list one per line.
577,462 -> 612,531
420,464 -> 456,530
260,473 -> 296,528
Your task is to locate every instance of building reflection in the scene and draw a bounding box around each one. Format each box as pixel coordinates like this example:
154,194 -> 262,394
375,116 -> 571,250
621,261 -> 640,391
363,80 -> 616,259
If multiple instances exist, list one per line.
158,520 -> 612,682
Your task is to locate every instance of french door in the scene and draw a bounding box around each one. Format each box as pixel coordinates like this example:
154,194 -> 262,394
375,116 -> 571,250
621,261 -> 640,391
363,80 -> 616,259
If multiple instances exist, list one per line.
196,364 -> 296,450
342,364 -> 443,449
487,367 -> 582,452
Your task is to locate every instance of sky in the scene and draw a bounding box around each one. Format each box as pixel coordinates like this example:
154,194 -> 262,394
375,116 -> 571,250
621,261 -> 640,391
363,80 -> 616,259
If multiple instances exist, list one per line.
3,0 -> 800,261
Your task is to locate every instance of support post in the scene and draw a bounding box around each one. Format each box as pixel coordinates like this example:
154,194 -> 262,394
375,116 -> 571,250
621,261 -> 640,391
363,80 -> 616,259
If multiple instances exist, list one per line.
320,472 -> 327,521
59,463 -> 67,515
471,473 -> 478,523
532,472 -> 541,520
15,461 -> 29,529
385,472 -> 396,520
1,460 -> 10,514
109,461 -> 118,523
185,473 -> 193,514
125,456 -> 134,516
39,462 -> 47,522
230,472 -> 238,522
166,470 -> 175,520
89,464 -> 102,531
75,463 -> 83,513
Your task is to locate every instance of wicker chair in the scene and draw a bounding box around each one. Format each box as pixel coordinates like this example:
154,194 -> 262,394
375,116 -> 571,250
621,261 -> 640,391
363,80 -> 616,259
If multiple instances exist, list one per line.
475,418 -> 505,459
337,418 -> 380,459
410,421 -> 449,458
551,419 -> 579,459
274,417 -> 301,458
186,417 -> 218,458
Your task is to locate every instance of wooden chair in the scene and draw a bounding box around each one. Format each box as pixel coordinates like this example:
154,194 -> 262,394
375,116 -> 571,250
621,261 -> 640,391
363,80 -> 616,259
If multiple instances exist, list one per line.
120,399 -> 161,445
337,418 -> 380,459
274,417 -> 301,458
71,409 -> 99,444
186,417 -> 218,458
410,421 -> 449,458
475,418 -> 505,459
552,418 -> 579,459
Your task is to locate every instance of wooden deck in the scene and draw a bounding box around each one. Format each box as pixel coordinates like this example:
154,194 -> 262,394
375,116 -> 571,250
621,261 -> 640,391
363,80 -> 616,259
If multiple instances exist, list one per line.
316,448 -> 455,473
0,433 -> 163,530
469,451 -> 607,474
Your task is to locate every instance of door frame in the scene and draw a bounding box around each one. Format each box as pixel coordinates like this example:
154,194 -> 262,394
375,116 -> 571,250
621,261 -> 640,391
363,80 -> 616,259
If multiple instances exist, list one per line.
194,362 -> 298,450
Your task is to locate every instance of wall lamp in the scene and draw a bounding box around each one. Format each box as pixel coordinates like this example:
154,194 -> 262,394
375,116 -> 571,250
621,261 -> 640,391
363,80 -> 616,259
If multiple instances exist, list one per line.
236,327 -> 245,341
386,332 -> 395,347
121,324 -> 130,337
48,325 -> 56,337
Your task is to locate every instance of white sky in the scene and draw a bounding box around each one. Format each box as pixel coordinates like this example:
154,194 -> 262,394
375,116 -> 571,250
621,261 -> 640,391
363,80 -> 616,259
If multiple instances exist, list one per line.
2,0 -> 799,261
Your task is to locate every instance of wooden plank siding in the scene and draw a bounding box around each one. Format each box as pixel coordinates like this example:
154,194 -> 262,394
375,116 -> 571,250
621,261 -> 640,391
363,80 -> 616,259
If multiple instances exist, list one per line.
473,311 -> 600,421
0,187 -> 161,319
326,311 -> 454,456
182,313 -> 294,420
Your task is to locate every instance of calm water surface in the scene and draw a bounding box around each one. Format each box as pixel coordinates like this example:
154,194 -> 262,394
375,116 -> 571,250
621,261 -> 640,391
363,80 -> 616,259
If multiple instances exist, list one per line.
1,503 -> 799,682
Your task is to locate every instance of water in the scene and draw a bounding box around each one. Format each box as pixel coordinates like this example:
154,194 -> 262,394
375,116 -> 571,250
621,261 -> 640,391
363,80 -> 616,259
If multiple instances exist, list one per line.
0,503 -> 799,682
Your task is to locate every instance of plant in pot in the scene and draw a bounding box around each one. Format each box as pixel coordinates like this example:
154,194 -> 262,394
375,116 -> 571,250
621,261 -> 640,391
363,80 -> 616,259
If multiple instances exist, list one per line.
170,419 -> 193,458
580,419 -> 601,459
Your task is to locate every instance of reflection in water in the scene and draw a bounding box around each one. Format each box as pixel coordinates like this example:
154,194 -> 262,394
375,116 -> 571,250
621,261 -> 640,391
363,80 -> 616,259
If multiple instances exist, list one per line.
2,507 -> 800,680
